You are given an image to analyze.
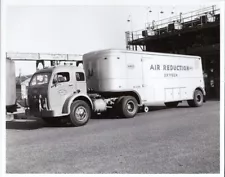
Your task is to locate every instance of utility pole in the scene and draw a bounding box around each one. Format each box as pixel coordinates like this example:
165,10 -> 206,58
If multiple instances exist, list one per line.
127,15 -> 134,50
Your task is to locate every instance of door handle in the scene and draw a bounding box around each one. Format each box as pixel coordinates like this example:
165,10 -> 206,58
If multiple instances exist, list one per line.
69,84 -> 73,86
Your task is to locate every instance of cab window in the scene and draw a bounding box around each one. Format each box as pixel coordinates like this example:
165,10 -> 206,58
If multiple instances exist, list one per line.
55,72 -> 70,83
30,73 -> 51,86
76,72 -> 85,81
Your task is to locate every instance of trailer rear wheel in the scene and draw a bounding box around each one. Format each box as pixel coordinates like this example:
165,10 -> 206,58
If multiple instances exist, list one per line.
70,100 -> 91,126
165,102 -> 179,108
188,89 -> 204,107
120,96 -> 138,118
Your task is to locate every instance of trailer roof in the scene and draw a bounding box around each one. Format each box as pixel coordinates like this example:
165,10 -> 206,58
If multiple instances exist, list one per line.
83,49 -> 201,59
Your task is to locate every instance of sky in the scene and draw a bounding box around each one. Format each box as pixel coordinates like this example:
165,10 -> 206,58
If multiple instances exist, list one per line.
6,4 -> 217,76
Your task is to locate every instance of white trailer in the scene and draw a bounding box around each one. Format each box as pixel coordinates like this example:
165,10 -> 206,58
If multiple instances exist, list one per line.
83,49 -> 205,107
27,49 -> 205,126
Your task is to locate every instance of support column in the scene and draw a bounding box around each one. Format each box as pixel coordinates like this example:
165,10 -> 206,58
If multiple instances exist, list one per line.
36,60 -> 45,70
50,60 -> 56,66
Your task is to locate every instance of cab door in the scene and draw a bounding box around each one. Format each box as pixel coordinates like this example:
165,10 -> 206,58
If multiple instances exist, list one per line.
49,71 -> 75,115
75,72 -> 87,93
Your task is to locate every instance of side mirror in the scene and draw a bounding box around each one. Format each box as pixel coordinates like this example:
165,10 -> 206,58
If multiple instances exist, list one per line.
53,78 -> 57,85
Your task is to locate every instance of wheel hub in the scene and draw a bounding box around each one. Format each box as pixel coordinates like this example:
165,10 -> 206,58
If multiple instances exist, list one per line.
127,101 -> 135,113
75,106 -> 87,121
196,94 -> 202,102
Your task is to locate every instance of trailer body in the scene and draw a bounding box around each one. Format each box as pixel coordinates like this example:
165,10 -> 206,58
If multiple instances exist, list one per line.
83,49 -> 205,105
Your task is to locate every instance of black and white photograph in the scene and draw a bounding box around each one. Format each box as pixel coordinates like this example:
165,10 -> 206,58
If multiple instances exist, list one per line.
1,0 -> 224,175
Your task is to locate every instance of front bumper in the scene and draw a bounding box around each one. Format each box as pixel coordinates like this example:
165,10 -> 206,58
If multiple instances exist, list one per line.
26,109 -> 69,118
26,109 -> 55,118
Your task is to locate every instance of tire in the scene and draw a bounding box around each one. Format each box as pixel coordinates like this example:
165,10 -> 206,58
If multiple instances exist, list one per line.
119,96 -> 138,118
188,89 -> 204,107
70,100 -> 91,126
165,101 -> 179,108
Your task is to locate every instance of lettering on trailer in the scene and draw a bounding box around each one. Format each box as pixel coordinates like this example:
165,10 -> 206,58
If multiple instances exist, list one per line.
164,73 -> 178,77
150,64 -> 194,78
150,64 -> 193,71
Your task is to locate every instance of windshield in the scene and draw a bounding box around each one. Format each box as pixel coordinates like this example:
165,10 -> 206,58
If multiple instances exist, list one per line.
30,72 -> 51,86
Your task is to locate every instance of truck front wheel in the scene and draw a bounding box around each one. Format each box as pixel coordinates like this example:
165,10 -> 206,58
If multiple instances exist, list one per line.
70,100 -> 91,126
187,89 -> 204,107
120,96 -> 138,118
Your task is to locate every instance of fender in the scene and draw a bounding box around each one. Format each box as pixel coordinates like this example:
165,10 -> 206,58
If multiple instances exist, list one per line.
128,89 -> 142,105
62,93 -> 93,114
193,86 -> 206,96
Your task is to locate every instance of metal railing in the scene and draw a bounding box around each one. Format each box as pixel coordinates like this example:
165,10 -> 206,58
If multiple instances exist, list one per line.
126,5 -> 220,42
6,52 -> 83,61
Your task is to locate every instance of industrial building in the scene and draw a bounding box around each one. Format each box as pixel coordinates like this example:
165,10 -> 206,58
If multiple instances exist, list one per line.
126,5 -> 220,99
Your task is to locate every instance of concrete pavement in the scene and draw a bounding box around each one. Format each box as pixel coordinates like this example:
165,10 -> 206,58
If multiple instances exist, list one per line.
6,101 -> 220,173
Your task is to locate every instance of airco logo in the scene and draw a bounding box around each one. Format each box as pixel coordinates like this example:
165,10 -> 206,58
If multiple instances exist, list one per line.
127,64 -> 135,69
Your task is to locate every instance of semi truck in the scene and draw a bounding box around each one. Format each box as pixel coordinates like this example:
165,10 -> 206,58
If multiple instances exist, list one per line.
27,49 -> 206,126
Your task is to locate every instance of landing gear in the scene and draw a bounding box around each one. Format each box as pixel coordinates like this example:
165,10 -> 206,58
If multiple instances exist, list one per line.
143,106 -> 149,113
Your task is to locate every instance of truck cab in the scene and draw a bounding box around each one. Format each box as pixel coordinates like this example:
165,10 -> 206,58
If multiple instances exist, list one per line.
27,66 -> 87,118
